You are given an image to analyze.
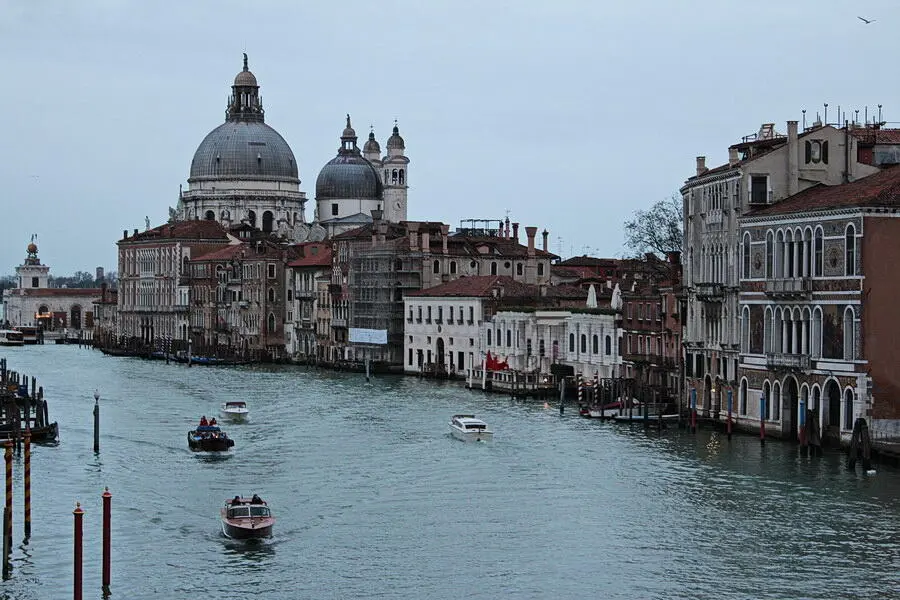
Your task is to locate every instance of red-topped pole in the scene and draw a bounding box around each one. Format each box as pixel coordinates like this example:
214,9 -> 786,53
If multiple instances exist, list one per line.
102,488 -> 111,592
73,502 -> 84,600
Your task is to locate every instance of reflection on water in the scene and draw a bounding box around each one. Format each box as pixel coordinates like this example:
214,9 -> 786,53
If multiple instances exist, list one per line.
0,346 -> 896,600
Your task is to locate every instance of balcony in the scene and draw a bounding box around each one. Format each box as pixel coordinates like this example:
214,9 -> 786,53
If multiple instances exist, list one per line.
765,353 -> 810,371
705,209 -> 723,225
331,318 -> 347,328
695,282 -> 724,302
764,278 -> 811,299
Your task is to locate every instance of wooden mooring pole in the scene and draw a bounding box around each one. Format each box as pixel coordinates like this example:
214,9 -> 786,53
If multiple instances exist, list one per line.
760,393 -> 767,446
93,391 -> 100,454
102,487 -> 111,593
73,502 -> 84,600
4,441 -> 11,561
23,432 -> 30,539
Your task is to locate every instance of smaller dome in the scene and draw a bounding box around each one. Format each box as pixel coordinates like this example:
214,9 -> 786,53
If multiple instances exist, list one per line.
27,243 -> 37,254
233,53 -> 258,87
387,124 -> 405,150
363,130 -> 381,154
342,114 -> 356,139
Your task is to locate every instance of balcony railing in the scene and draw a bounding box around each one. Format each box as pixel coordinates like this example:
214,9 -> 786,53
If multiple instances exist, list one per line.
765,353 -> 810,371
764,278 -> 811,298
695,282 -> 725,301
331,318 -> 347,327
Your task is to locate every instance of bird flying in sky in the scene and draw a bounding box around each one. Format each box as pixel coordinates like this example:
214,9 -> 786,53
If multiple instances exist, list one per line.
858,16 -> 875,24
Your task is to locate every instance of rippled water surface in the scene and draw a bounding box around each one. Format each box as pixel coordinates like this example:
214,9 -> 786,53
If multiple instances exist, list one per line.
0,346 -> 898,599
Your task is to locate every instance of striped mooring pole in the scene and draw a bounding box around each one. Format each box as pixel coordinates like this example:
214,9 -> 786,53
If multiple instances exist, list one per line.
577,374 -> 583,406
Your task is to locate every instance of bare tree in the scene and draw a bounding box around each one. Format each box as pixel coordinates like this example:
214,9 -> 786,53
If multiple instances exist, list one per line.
623,195 -> 683,258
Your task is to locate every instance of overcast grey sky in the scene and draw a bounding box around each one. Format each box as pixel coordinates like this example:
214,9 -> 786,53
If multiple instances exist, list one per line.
1,0 -> 896,275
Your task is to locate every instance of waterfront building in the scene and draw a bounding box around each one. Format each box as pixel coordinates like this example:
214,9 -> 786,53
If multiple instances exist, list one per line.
682,120 -> 880,417
2,242 -> 103,332
484,309 -> 622,381
403,275 -> 545,377
330,216 -> 556,367
737,165 -> 900,443
116,221 -> 233,344
91,284 -> 118,346
619,252 -> 683,406
286,242 -> 332,360
187,233 -> 295,358
175,55 -> 315,241
316,117 -> 409,237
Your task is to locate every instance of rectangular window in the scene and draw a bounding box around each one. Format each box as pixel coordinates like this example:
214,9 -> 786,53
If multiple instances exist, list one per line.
331,203 -> 339,216
458,351 -> 464,370
750,175 -> 768,204
31,277 -> 38,288
287,290 -> 293,302
267,264 -> 276,278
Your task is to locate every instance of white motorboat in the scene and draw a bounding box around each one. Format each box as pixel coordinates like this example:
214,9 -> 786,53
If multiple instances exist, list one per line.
221,401 -> 249,421
0,330 -> 24,347
449,414 -> 493,442
610,402 -> 677,422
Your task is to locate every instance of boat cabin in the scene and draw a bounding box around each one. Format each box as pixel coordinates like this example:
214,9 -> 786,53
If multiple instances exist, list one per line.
451,415 -> 488,430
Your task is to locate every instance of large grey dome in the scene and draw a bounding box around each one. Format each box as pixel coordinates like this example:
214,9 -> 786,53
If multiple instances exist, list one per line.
315,155 -> 383,200
189,121 -> 299,183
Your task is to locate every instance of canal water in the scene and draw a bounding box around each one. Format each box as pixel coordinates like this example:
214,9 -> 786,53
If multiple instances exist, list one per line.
0,346 -> 897,600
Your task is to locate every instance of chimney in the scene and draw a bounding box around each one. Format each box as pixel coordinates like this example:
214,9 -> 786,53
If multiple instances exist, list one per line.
371,208 -> 384,222
696,156 -> 707,176
787,120 -> 799,196
421,230 -> 431,253
100,281 -> 108,302
408,222 -> 420,250
525,226 -> 537,257
123,229 -> 128,240
728,147 -> 740,166
133,228 -> 138,236
440,224 -> 449,254
512,222 -> 519,243
504,217 -> 511,239
541,229 -> 549,253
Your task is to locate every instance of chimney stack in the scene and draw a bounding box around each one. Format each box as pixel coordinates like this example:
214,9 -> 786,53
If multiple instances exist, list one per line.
440,224 -> 449,254
541,229 -> 549,253
696,156 -> 707,176
133,228 -> 138,236
421,230 -> 431,253
123,229 -> 128,240
512,222 -> 519,243
787,120 -> 799,196
525,226 -> 537,257
728,147 -> 739,166
408,222 -> 420,251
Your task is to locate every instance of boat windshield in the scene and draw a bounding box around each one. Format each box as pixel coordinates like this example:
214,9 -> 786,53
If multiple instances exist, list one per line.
249,506 -> 270,517
465,423 -> 486,430
227,506 -> 251,518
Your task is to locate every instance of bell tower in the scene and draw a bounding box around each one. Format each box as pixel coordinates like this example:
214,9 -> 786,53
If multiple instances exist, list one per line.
382,121 -> 409,222
16,239 -> 50,290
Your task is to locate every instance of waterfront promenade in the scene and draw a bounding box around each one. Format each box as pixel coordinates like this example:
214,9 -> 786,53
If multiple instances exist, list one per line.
0,345 -> 898,599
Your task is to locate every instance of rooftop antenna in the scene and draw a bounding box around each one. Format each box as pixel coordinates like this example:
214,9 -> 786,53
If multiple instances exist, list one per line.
878,104 -> 883,123
865,106 -> 868,125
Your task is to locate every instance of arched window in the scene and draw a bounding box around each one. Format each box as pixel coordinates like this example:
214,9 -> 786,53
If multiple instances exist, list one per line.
487,329 -> 492,346
845,224 -> 856,276
490,262 -> 498,275
449,261 -> 457,274
433,260 -> 440,274
843,388 -> 854,430
812,307 -> 823,358
205,210 -> 215,221
399,169 -> 405,185
773,382 -> 781,421
592,335 -> 599,354
268,288 -> 276,303
765,231 -> 774,278
580,334 -> 587,353
516,263 -> 523,276
538,263 -> 545,276
775,230 -> 785,278
739,378 -> 748,415
247,210 -> 257,228
605,335 -> 611,355
742,233 -> 751,279
391,169 -> 398,184
843,307 -> 855,360
506,330 -> 511,347
262,211 -> 274,233
568,333 -> 575,352
814,228 -> 824,277
762,381 -> 771,420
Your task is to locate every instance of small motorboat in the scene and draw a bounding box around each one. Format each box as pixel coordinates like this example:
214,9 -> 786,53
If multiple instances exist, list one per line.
449,414 -> 493,442
187,425 -> 234,452
220,496 -> 275,540
221,401 -> 249,421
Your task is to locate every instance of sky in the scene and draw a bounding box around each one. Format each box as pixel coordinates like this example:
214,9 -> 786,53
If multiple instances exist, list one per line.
1,0 -> 897,275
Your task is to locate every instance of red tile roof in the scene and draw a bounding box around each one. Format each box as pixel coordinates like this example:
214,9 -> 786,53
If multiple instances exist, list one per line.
193,244 -> 246,261
848,127 -> 900,145
10,288 -> 104,297
287,243 -> 332,267
747,165 -> 900,217
407,276 -> 540,298
120,220 -> 230,243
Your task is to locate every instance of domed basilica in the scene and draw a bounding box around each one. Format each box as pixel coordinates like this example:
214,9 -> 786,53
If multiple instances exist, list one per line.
173,55 -> 409,241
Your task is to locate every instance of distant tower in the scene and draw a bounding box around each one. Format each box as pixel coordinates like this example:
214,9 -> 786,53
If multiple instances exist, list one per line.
363,126 -> 382,168
382,121 -> 409,222
16,241 -> 50,290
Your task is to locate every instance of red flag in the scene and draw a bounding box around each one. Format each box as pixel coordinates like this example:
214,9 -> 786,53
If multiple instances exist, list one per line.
485,351 -> 496,371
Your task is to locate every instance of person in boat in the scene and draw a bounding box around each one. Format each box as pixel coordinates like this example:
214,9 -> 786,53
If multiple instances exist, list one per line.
251,494 -> 263,504
231,495 -> 242,506
209,417 -> 217,426
199,416 -> 209,427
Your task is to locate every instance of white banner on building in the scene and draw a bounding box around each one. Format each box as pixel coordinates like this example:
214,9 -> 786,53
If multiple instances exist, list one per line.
349,328 -> 388,345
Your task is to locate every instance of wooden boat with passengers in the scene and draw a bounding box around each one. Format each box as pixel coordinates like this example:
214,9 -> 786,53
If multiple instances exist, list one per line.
220,496 -> 275,539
